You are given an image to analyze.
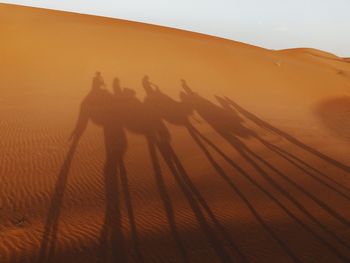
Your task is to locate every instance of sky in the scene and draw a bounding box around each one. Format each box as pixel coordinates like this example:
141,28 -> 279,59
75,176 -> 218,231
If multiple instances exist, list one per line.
2,0 -> 350,56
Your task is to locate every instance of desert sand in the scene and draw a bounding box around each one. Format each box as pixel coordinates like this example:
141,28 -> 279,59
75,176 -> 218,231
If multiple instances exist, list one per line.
1,4 -> 350,263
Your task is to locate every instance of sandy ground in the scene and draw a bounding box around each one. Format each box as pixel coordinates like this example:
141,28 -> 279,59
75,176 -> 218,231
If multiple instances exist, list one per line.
1,4 -> 350,263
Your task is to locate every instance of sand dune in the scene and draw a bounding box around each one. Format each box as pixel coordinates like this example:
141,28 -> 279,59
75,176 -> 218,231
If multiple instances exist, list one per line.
1,3 -> 350,263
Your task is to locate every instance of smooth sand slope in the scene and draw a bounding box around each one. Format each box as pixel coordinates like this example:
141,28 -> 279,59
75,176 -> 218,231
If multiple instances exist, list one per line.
1,4 -> 350,263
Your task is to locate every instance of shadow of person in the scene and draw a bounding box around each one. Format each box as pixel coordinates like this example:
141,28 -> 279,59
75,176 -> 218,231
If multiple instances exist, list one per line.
178,81 -> 350,262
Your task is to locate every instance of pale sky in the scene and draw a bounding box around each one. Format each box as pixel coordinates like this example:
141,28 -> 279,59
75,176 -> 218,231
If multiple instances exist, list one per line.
2,0 -> 350,56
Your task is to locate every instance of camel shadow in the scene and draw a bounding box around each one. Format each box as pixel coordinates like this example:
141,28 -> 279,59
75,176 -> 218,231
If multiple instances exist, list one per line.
38,74 -> 142,263
39,74 -> 350,263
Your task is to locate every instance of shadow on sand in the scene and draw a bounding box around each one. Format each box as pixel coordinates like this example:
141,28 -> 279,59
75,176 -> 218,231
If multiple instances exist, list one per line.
38,74 -> 350,263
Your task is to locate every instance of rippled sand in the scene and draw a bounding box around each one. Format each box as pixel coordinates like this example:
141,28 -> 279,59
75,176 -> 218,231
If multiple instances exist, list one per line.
1,4 -> 350,263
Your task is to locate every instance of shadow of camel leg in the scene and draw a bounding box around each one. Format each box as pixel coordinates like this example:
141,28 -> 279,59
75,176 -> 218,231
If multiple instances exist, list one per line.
146,136 -> 190,263
186,126 -> 301,262
189,126 -> 350,261
37,140 -> 78,263
157,139 -> 245,263
256,137 -> 350,200
236,139 -> 350,228
118,158 -> 144,262
225,97 -> 350,173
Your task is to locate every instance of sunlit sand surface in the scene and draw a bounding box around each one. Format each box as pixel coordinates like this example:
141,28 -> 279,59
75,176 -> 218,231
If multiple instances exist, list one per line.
1,4 -> 350,263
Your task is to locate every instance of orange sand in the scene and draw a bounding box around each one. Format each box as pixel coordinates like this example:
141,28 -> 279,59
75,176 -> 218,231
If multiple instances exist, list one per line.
1,4 -> 350,263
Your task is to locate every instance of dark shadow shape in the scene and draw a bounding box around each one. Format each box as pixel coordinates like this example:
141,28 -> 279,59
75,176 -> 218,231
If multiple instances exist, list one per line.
155,136 -> 237,263
71,83 -> 143,263
178,82 -> 350,261
120,85 -> 189,263
120,77 -> 243,262
144,78 -> 247,262
180,85 -> 350,227
39,74 -> 350,263
144,83 -> 305,262
190,125 -> 350,262
37,139 -> 78,263
39,74 -> 143,263
224,97 -> 350,173
215,96 -> 350,201
214,97 -> 350,229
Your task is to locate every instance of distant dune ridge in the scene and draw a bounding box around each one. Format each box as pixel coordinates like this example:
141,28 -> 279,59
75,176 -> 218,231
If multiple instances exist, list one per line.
1,3 -> 350,263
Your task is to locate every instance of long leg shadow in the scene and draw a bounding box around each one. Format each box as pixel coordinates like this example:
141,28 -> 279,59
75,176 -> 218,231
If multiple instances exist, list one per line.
144,80 -> 350,261
155,135 -> 246,263
146,134 -> 190,263
40,75 -> 144,262
186,125 -> 302,262
216,96 -> 350,198
98,153 -> 125,263
256,137 -> 350,200
168,146 -> 248,263
268,144 -> 350,193
232,136 -> 350,228
124,81 -> 243,262
98,126 -> 143,263
37,140 -> 78,263
189,126 -> 350,262
119,158 -> 144,262
121,90 -> 190,262
190,90 -> 350,233
143,89 -> 296,261
213,96 -> 350,245
224,97 -> 350,173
